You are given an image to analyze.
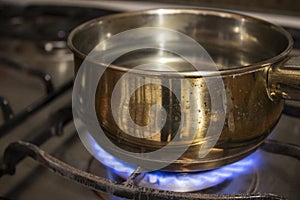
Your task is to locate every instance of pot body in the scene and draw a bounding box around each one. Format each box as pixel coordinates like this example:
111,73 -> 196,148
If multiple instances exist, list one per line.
69,9 -> 293,171
74,55 -> 283,171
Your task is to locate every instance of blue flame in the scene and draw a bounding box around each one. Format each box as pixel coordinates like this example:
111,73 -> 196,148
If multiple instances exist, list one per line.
138,156 -> 256,191
88,134 -> 135,177
88,134 -> 259,191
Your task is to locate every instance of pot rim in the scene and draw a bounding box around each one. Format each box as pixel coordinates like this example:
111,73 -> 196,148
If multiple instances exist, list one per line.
67,8 -> 294,77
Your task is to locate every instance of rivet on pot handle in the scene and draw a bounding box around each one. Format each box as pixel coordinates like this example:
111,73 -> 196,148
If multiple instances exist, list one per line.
268,56 -> 300,100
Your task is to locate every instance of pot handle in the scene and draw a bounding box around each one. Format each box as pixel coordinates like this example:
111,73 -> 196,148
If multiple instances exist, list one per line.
268,56 -> 300,100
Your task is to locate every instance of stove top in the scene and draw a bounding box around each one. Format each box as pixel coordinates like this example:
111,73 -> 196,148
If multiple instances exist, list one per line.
0,2 -> 299,200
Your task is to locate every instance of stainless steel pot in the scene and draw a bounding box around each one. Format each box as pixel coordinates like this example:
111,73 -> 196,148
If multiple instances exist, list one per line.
68,8 -> 300,171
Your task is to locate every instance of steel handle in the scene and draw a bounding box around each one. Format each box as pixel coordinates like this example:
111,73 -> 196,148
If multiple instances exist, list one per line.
268,56 -> 300,100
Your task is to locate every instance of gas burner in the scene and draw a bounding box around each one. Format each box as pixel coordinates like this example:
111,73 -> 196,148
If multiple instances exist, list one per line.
89,157 -> 258,194
88,136 -> 259,198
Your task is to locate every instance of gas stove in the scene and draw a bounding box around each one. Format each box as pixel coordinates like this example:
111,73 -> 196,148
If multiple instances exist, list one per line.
0,1 -> 299,200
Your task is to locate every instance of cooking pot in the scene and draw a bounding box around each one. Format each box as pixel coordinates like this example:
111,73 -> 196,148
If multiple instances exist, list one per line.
68,8 -> 300,171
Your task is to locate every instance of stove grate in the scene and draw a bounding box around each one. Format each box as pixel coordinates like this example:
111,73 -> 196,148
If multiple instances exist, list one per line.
0,140 -> 291,200
1,103 -> 298,200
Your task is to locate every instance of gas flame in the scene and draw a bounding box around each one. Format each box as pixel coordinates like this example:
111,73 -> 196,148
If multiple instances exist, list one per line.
88,134 -> 259,192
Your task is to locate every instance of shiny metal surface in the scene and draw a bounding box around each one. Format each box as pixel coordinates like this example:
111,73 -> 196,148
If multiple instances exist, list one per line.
68,8 -> 299,171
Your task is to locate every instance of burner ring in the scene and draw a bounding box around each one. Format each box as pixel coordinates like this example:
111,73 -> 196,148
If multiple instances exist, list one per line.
88,156 -> 258,199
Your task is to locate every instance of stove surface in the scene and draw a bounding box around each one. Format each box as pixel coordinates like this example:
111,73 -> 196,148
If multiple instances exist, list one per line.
0,2 -> 299,200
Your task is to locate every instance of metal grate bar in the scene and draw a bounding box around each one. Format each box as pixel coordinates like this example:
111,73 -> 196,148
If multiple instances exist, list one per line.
0,140 -> 288,200
27,105 -> 72,145
283,104 -> 300,118
0,80 -> 73,138
261,139 -> 300,160
0,97 -> 14,122
0,105 -> 72,175
124,167 -> 142,186
0,57 -> 54,94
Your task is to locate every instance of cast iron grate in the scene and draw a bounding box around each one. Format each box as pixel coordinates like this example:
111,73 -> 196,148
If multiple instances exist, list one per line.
0,106 -> 299,200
